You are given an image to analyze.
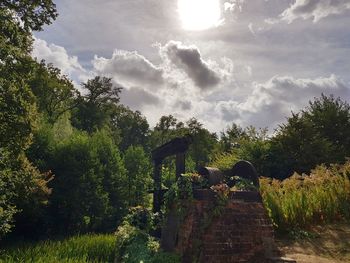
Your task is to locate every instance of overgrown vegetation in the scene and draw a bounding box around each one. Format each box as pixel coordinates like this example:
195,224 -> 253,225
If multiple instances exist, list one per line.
1,0 -> 350,262
260,161 -> 350,232
114,207 -> 180,263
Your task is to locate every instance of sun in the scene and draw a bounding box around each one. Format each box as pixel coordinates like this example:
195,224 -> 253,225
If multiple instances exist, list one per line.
178,0 -> 222,31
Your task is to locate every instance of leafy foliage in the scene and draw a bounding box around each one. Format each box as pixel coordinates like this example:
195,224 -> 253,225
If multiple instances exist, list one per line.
112,105 -> 150,152
267,94 -> 350,179
29,61 -> 79,123
0,0 -> 57,239
0,0 -> 58,32
115,219 -> 180,263
48,130 -> 127,233
72,76 -> 122,134
124,146 -> 152,207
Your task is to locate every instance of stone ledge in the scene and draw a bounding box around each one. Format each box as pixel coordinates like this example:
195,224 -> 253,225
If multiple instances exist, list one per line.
267,257 -> 297,263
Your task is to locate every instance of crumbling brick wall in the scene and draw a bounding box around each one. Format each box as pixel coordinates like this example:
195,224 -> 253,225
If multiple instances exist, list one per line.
172,191 -> 276,263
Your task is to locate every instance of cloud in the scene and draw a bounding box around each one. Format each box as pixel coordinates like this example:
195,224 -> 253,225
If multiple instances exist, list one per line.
120,86 -> 161,110
248,22 -> 256,35
279,0 -> 350,23
160,41 -> 221,90
92,50 -> 164,88
32,38 -> 84,75
224,0 -> 245,12
217,74 -> 349,129
178,100 -> 192,111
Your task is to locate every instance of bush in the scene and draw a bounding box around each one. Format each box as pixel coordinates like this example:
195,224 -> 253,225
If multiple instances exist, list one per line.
260,161 -> 350,232
114,222 -> 180,263
48,130 -> 127,234
123,206 -> 154,232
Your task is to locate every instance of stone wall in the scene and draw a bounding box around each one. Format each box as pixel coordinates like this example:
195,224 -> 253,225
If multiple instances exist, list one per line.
162,190 -> 278,263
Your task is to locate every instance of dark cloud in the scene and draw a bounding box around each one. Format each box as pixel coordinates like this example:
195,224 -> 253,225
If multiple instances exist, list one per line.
162,41 -> 221,89
216,101 -> 241,122
178,100 -> 192,111
120,87 -> 161,110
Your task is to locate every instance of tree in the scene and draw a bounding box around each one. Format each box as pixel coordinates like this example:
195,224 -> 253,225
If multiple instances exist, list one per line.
0,79 -> 37,155
219,123 -> 246,152
72,76 -> 122,134
213,125 -> 270,175
112,105 -> 150,152
48,130 -> 127,233
152,115 -> 183,146
151,116 -> 219,171
267,94 -> 350,179
29,61 -> 79,123
0,1 -> 58,31
0,0 -> 57,237
303,94 -> 350,160
124,146 -> 152,207
186,118 -> 219,168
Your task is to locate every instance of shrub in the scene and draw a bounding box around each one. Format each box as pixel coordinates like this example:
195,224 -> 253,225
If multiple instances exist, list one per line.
114,222 -> 180,263
49,130 -> 127,234
123,206 -> 154,232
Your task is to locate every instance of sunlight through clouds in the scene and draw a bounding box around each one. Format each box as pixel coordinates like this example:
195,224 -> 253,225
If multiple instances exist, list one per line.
178,0 -> 222,30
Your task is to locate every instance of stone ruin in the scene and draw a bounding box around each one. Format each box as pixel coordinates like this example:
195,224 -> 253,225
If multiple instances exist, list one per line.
152,136 -> 296,263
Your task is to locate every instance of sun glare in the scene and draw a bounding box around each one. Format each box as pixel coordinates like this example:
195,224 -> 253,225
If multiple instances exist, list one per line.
178,0 -> 222,31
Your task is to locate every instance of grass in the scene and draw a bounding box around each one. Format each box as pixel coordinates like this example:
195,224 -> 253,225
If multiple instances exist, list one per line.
0,234 -> 115,263
260,161 -> 350,232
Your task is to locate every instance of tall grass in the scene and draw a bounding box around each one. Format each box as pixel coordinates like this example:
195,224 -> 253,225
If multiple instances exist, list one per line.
0,234 -> 115,263
260,161 -> 350,231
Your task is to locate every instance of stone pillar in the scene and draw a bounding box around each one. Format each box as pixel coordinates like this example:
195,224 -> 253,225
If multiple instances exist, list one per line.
176,152 -> 185,178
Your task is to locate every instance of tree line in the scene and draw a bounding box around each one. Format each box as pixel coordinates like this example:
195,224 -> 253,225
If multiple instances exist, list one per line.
1,0 -> 350,241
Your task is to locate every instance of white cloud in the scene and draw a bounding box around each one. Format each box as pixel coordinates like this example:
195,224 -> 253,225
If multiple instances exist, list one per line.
280,0 -> 350,23
92,50 -> 164,89
32,38 -> 84,75
224,0 -> 245,12
248,22 -> 256,35
216,74 -> 350,129
31,36 -> 350,133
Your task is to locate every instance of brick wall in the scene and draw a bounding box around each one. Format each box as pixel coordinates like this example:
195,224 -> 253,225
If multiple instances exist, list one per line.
162,190 -> 277,263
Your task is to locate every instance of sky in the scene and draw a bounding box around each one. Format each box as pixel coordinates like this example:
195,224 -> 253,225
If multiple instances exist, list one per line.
32,0 -> 350,133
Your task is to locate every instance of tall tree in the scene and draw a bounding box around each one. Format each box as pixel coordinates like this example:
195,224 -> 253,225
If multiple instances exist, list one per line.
111,105 -> 150,152
267,94 -> 350,179
29,61 -> 79,123
124,146 -> 152,206
0,0 -> 57,238
72,76 -> 122,134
